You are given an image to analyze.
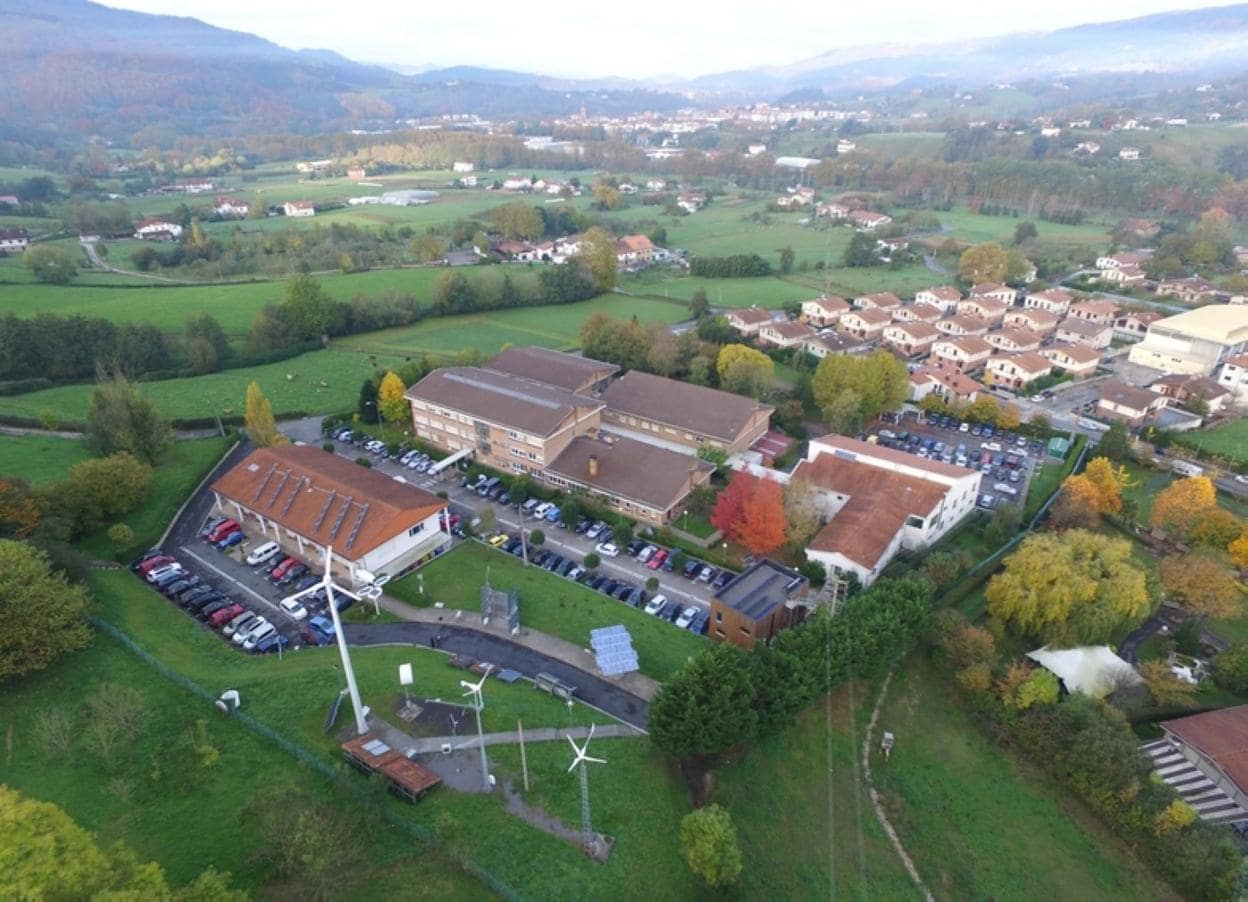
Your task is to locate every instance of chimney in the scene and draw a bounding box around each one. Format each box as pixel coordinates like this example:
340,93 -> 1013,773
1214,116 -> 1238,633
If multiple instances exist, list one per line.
588,454 -> 599,478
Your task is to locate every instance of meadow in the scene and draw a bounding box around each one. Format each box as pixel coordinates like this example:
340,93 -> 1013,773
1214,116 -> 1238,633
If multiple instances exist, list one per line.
0,432 -> 93,484
1176,417 -> 1248,465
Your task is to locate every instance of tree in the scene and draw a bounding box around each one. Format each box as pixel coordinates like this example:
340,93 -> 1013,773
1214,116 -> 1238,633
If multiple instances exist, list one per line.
680,804 -> 743,888
783,477 -> 823,550
23,245 -> 77,284
958,242 -> 1009,284
357,377 -> 380,424
1188,508 -> 1242,549
985,530 -> 1150,645
1083,457 -> 1130,517
45,452 -> 154,538
0,540 -> 91,679
244,381 -> 287,448
0,478 -> 40,539
529,529 -> 544,546
583,552 -> 601,571
85,372 -> 172,465
842,231 -> 878,267
490,201 -> 544,240
578,226 -> 618,293
811,351 -> 907,425
1153,799 -> 1198,837
1151,476 -> 1218,539
778,245 -> 795,274
1013,221 -> 1038,245
995,401 -> 1021,430
281,273 -> 336,341
1159,553 -> 1243,619
1140,661 -> 1199,708
476,505 -> 496,534
650,643 -> 759,761
108,522 -> 135,551
245,786 -> 366,900
716,344 -> 774,397
184,313 -> 229,374
1096,421 -> 1131,461
689,289 -> 710,320
376,371 -> 408,427
1213,644 -> 1248,693
738,477 -> 787,556
1230,529 -> 1248,570
967,394 -> 999,424
1014,668 -> 1060,710
1050,476 -> 1102,529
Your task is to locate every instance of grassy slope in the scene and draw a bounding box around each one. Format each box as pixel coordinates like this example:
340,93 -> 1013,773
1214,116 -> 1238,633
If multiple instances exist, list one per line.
389,541 -> 705,682
872,658 -> 1168,901
1178,417 -> 1248,465
0,433 -> 93,484
86,570 -> 699,900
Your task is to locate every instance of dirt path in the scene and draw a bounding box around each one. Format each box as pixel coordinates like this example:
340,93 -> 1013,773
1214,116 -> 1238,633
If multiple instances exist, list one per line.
862,668 -> 934,902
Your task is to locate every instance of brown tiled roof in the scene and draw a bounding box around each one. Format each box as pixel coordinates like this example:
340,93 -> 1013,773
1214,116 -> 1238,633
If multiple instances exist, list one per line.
809,434 -> 970,480
919,366 -> 984,397
729,307 -> 773,325
1163,706 -> 1248,794
487,346 -> 619,393
797,451 -> 950,570
920,286 -> 963,302
1042,343 -> 1100,365
1151,374 -> 1229,398
1071,299 -> 1120,317
970,282 -> 1010,296
805,295 -> 850,313
211,446 -> 445,559
616,234 -> 655,253
546,433 -> 713,511
1225,354 -> 1248,368
600,371 -> 772,443
1028,288 -> 1073,305
764,320 -> 815,340
988,328 -> 1041,348
844,308 -> 893,326
1099,380 -> 1159,412
1008,308 -> 1060,329
406,367 -> 602,436
1058,317 -> 1109,337
938,315 -> 989,334
989,351 -> 1051,375
886,321 -> 939,341
936,335 -> 993,356
895,303 -> 942,322
1119,310 -> 1163,325
961,298 -> 1008,316
856,291 -> 902,309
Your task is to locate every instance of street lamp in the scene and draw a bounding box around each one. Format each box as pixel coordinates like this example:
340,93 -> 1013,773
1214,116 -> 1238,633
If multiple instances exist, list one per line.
721,541 -> 727,566
363,400 -> 385,442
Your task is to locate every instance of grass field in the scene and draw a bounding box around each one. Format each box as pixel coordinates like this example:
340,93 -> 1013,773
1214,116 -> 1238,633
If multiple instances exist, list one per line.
84,570 -> 700,900
0,621 -> 488,899
1177,418 -> 1248,465
935,207 -> 1112,254
388,541 -> 705,682
872,658 -> 1170,901
0,433 -> 93,484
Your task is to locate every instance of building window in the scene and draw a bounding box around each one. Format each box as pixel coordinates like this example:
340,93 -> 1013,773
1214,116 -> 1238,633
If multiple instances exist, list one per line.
408,522 -> 426,537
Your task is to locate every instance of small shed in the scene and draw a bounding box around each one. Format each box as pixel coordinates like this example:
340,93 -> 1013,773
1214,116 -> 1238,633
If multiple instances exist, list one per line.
1047,436 -> 1071,460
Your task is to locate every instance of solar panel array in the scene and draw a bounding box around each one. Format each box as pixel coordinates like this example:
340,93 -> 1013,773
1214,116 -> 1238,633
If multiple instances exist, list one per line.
590,624 -> 639,676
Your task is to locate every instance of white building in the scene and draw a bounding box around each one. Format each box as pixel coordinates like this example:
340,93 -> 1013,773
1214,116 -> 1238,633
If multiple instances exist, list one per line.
283,201 -> 315,218
1128,305 -> 1248,375
1216,355 -> 1248,406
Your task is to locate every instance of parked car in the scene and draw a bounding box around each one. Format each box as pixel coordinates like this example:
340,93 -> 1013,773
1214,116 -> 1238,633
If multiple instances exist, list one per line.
198,600 -> 231,622
637,545 -> 657,564
242,622 -> 276,652
246,541 -> 281,566
209,604 -> 246,628
488,533 -> 509,548
277,563 -> 309,586
586,521 -> 607,540
645,594 -> 668,616
255,633 -> 290,654
574,518 -> 592,534
713,570 -> 735,591
162,578 -> 194,597
149,566 -> 186,587
294,575 -> 319,593
205,519 -> 240,543
682,559 -> 702,579
222,611 -> 256,636
279,597 -> 309,621
598,578 -> 619,596
179,586 -> 215,608
675,606 -> 698,629
145,562 -> 182,583
186,591 -> 224,614
269,557 -> 299,582
232,616 -> 269,646
217,530 -> 245,550
130,548 -> 166,571
595,542 -> 620,558
688,610 -> 709,634
566,565 -> 584,581
647,549 -> 668,570
136,554 -> 175,575
302,615 -> 336,646
697,566 -> 716,583
626,539 -> 646,556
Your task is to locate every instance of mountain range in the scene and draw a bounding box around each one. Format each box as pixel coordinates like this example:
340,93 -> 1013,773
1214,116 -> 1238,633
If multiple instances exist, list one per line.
1,0 -> 1247,144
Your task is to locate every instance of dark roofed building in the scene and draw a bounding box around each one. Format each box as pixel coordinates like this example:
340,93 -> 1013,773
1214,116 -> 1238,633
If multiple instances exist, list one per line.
210,445 -> 449,588
1143,706 -> 1248,824
710,558 -> 808,648
545,432 -> 714,525
599,370 -> 773,457
487,346 -> 619,395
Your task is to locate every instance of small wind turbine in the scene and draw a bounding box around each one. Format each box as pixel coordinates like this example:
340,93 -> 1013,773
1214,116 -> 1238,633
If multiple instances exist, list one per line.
460,673 -> 490,791
567,724 -> 607,853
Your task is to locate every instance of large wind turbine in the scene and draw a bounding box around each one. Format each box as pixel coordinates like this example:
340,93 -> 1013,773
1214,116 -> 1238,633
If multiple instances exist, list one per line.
461,672 -> 491,791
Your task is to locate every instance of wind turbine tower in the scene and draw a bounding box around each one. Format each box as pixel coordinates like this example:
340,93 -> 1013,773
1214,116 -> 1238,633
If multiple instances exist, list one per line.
567,724 -> 607,853
461,673 -> 491,791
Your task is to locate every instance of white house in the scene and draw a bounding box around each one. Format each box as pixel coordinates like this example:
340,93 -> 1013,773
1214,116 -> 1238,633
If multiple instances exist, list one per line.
134,218 -> 183,240
1024,288 -> 1074,316
801,296 -> 850,327
0,227 -> 30,254
1216,355 -> 1248,406
1055,317 -> 1114,350
985,352 -> 1052,390
883,322 -> 939,357
759,320 -> 816,348
854,291 -> 902,312
1120,147 -> 1141,161
931,336 -> 993,372
799,435 -> 980,587
727,308 -> 774,335
837,308 -> 892,341
969,283 -> 1017,305
914,286 -> 962,314
1041,344 -> 1100,378
213,197 -> 249,218
908,366 -> 983,405
283,201 -> 315,218
849,210 -> 892,231
453,161 -> 475,173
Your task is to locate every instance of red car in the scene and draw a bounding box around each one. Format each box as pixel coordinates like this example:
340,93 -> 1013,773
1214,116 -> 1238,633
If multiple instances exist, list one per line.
209,604 -> 245,628
270,556 -> 299,582
137,554 -> 175,575
206,519 -> 240,543
647,549 -> 669,570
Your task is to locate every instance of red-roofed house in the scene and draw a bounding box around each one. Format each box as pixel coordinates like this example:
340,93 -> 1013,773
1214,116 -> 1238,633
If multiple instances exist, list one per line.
931,336 -> 993,372
969,283 -> 1016,305
936,315 -> 989,338
854,291 -> 902,312
986,328 -> 1041,354
914,286 -> 962,313
801,295 -> 850,327
958,297 -> 1009,322
759,320 -> 816,348
908,366 -> 983,405
838,308 -> 891,340
892,303 -> 942,324
882,321 -> 939,357
1041,344 -> 1100,378
1004,308 -> 1059,335
1056,316 -> 1113,349
727,308 -> 773,335
1069,299 -> 1121,325
985,353 -> 1053,390
1024,288 -> 1074,315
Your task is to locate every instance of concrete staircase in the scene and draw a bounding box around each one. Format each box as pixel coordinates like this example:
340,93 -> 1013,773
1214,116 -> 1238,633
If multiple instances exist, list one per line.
1140,738 -> 1248,824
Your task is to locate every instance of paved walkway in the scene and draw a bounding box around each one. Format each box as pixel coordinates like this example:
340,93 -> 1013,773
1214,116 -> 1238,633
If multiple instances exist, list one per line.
407,723 -> 641,754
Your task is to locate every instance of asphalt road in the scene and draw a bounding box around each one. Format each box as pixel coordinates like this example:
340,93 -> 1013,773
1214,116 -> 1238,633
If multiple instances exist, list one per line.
345,622 -> 650,729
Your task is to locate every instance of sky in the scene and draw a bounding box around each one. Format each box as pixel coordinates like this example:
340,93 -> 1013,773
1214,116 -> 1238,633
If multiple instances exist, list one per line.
101,0 -> 1213,79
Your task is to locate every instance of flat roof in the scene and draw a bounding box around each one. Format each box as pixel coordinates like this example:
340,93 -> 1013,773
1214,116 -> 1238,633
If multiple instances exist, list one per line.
1148,304 -> 1248,344
715,558 -> 806,621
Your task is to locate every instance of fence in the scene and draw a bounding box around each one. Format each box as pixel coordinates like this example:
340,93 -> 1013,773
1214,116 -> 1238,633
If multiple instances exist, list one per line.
91,616 -> 521,901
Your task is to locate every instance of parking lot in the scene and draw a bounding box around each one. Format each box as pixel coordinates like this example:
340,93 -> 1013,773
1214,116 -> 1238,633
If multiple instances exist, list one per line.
871,412 -> 1046,512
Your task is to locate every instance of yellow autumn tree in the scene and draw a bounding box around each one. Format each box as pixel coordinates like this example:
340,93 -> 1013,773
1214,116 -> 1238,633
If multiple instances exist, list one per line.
1083,456 -> 1132,517
377,371 -> 408,427
244,381 -> 287,447
1050,475 -> 1103,529
1151,476 -> 1217,537
1230,530 -> 1248,570
1159,552 -> 1244,619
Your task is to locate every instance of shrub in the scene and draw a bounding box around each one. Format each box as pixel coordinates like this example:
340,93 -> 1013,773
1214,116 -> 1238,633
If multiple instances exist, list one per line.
322,442 -> 334,453
354,457 -> 371,468
529,529 -> 545,546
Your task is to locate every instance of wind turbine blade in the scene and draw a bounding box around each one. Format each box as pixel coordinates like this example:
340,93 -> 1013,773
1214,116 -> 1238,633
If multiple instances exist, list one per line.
567,759 -> 580,774
566,735 -> 582,756
583,755 -> 606,765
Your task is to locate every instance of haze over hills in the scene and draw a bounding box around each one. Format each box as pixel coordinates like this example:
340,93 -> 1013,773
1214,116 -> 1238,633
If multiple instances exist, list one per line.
1,0 -> 1247,144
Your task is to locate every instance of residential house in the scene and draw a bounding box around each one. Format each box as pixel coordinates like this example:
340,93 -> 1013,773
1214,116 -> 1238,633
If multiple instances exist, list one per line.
1096,250 -> 1152,271
0,227 -> 29,254
727,308 -> 774,335
405,366 -> 604,476
1150,374 -> 1233,414
1114,310 -> 1163,342
1119,146 -> 1141,160
986,328 -> 1041,354
452,161 -> 476,173
801,332 -> 867,359
876,237 -> 908,258
645,179 -> 667,191
1157,276 -> 1219,304
1146,706 -> 1248,825
1024,288 -> 1074,316
177,178 -> 215,194
931,336 -> 993,373
1055,316 -> 1113,349
817,202 -> 849,220
969,283 -> 1017,305
210,445 -> 449,589
615,234 -> 656,266
283,201 -> 315,218
213,197 -> 249,218
985,353 -> 1053,390
800,295 -> 850,327
883,321 -> 939,357
1004,307 -> 1060,335
676,192 -> 706,213
837,308 -> 892,341
599,371 -> 774,457
346,167 -> 367,180
799,435 -> 980,587
854,291 -> 902,312
709,559 -> 808,649
486,346 -> 618,396
0,195 -> 19,208
1041,344 -> 1101,378
836,139 -> 857,154
1128,305 -> 1248,375
935,315 -> 989,338
1096,380 -> 1166,426
957,297 -> 1009,322
1068,299 -> 1120,325
1102,264 -> 1147,286
133,217 -> 183,240
759,320 -> 815,348
849,210 -> 892,231
544,432 -> 714,527
1216,355 -> 1248,405
914,286 -> 962,314
296,160 -> 332,173
891,303 -> 942,324
908,366 -> 983,406
501,177 -> 532,191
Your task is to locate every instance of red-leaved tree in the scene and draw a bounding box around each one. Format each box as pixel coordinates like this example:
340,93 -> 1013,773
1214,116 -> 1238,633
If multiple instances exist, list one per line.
710,473 -> 787,557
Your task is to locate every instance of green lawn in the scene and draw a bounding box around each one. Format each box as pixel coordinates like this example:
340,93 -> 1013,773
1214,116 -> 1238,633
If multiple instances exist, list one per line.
713,682 -> 918,900
935,206 -> 1112,255
0,620 -> 487,899
388,541 -> 705,682
872,658 -> 1171,901
85,570 -> 698,900
0,433 -> 94,484
1177,418 -> 1248,466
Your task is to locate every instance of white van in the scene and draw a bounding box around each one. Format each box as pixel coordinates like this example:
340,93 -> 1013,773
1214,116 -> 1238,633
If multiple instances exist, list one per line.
531,502 -> 553,519
992,482 -> 1019,497
246,541 -> 281,566
1171,460 -> 1205,478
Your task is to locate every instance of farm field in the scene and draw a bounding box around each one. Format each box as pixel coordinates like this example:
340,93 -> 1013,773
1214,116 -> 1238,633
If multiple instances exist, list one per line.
0,432 -> 93,484
85,570 -> 699,900
388,541 -> 706,682
630,271 -> 818,309
934,206 -> 1113,255
871,658 -> 1170,901
1177,417 -> 1248,466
